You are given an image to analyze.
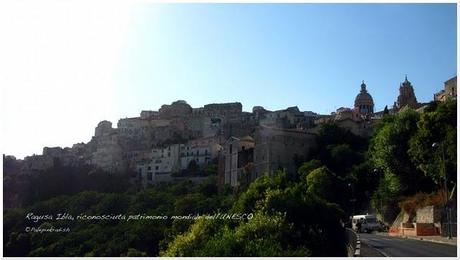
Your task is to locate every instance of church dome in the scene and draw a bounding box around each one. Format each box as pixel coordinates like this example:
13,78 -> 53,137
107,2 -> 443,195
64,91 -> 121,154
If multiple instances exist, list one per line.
354,81 -> 374,114
355,92 -> 374,106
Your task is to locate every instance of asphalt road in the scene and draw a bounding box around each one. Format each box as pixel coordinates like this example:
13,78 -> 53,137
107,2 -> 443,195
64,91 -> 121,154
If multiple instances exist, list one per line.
359,233 -> 457,257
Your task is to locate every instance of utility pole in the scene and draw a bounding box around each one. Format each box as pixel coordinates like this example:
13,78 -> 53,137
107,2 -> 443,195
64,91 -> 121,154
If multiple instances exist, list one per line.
433,142 -> 451,239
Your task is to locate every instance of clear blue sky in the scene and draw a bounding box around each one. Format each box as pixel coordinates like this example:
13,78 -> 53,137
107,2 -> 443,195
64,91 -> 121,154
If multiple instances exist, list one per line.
1,3 -> 457,159
117,3 -> 457,116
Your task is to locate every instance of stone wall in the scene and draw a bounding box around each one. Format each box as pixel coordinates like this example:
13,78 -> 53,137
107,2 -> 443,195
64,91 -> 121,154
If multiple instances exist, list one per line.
223,136 -> 255,187
416,205 -> 442,223
95,120 -> 113,137
22,155 -> 54,173
92,132 -> 125,172
159,100 -> 192,119
203,102 -> 242,118
254,126 -> 317,177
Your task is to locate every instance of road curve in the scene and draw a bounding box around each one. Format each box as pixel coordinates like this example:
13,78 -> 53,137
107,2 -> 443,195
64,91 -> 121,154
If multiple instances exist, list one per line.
359,233 -> 457,257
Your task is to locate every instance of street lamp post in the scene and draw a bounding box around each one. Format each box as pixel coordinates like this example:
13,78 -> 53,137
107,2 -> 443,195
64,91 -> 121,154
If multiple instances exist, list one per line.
348,183 -> 356,216
432,142 -> 451,239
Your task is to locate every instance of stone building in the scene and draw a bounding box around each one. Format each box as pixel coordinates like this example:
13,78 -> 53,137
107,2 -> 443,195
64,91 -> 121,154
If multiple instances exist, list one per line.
253,125 -> 317,177
333,107 -> 361,122
42,146 -> 83,167
136,161 -> 174,187
252,106 -> 270,119
259,106 -> 313,129
22,155 -> 54,174
140,110 -> 159,119
151,144 -> 181,174
135,144 -> 181,186
95,120 -> 113,137
311,110 -> 374,137
71,142 -> 87,155
223,136 -> 255,187
92,133 -> 124,172
203,102 -> 242,119
435,76 -> 457,102
91,122 -> 125,173
334,118 -> 374,137
186,116 -> 222,138
302,111 -> 319,129
137,144 -> 180,185
394,75 -> 419,110
124,150 -> 152,170
180,137 -> 222,170
117,117 -> 152,138
354,81 -> 374,115
159,100 -> 193,119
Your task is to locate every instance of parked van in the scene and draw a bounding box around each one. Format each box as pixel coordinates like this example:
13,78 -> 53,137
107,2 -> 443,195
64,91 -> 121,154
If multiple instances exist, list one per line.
351,214 -> 380,233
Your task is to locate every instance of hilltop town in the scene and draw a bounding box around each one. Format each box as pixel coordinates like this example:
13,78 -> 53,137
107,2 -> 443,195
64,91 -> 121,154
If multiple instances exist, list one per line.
3,75 -> 457,257
4,76 -> 457,191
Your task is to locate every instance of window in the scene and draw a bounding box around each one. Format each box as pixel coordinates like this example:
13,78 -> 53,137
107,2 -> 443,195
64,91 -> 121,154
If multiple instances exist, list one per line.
168,152 -> 171,157
147,166 -> 151,170
205,149 -> 208,155
229,144 -> 233,154
155,166 -> 159,170
197,150 -> 199,156
147,172 -> 153,181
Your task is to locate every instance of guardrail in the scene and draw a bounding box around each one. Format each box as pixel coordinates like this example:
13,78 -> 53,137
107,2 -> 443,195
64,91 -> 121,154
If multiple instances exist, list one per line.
345,228 -> 361,257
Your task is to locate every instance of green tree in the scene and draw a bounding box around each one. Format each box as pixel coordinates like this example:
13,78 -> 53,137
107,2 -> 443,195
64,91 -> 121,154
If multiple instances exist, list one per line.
164,170 -> 346,257
326,144 -> 362,176
160,218 -> 224,257
408,100 -> 457,194
297,159 -> 322,179
125,248 -> 148,257
369,109 -> 433,196
306,166 -> 336,201
371,172 -> 402,223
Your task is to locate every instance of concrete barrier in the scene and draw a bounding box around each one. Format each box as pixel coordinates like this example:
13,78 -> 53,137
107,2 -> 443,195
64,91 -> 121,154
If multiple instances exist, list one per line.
389,223 -> 440,237
345,228 -> 360,257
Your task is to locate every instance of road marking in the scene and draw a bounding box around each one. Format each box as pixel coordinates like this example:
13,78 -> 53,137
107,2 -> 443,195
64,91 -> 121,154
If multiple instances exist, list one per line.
362,242 -> 390,257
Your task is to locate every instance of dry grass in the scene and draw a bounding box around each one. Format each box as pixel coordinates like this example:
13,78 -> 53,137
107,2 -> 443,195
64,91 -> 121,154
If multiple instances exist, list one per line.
399,190 -> 446,214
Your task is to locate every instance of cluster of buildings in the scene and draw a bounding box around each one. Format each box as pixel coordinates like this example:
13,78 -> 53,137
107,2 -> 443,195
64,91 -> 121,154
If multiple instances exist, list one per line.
7,75 -> 456,189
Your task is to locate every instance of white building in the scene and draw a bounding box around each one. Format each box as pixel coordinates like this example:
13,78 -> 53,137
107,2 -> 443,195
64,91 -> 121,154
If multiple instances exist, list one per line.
136,138 -> 222,186
136,144 -> 180,186
151,144 -> 181,174
179,137 -> 222,170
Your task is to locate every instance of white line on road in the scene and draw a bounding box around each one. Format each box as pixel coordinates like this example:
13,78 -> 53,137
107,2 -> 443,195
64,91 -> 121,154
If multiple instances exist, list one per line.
362,242 -> 390,257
